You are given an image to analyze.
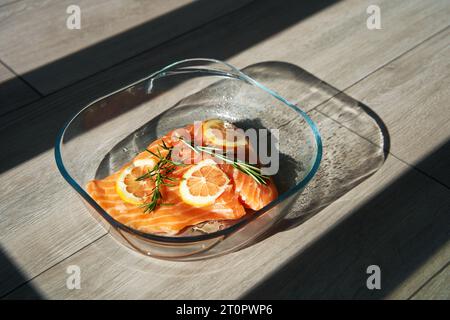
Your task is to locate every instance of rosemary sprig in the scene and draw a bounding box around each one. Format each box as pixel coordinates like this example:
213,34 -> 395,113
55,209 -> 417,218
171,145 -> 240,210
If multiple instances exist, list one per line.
136,141 -> 185,213
135,136 -> 270,213
178,138 -> 269,185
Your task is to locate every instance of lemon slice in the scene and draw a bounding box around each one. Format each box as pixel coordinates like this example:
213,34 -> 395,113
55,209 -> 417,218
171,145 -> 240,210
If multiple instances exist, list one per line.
116,158 -> 156,205
179,159 -> 229,207
203,119 -> 247,147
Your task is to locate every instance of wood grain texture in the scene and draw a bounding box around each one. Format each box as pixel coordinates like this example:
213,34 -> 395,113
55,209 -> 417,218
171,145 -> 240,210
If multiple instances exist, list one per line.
224,0 -> 450,89
1,0 -> 449,298
321,28 -> 450,187
2,0 -> 450,128
411,264 -> 450,300
0,154 -> 106,296
0,62 -> 40,115
0,0 -> 253,94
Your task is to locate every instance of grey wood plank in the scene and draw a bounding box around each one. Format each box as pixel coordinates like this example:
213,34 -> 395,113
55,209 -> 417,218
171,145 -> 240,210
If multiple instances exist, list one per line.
2,0 -> 449,127
411,265 -> 450,300
0,152 -> 106,297
1,0 -> 449,298
243,154 -> 450,300
0,62 -> 40,114
6,154 -> 450,299
223,0 -> 450,90
318,28 -> 450,187
0,0 -> 253,95
387,243 -> 449,299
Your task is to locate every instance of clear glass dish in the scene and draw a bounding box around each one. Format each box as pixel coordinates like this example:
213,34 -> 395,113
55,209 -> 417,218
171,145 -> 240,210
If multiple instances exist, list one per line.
55,58 -> 322,260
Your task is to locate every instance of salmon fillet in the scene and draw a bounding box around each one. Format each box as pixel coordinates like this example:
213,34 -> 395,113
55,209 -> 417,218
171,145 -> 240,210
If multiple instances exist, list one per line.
86,121 -> 278,235
220,164 -> 278,211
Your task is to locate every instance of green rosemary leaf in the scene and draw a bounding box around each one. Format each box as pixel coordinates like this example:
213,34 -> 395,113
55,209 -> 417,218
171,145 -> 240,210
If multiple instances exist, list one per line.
161,139 -> 169,150
138,142 -> 188,213
178,138 -> 269,185
145,149 -> 160,158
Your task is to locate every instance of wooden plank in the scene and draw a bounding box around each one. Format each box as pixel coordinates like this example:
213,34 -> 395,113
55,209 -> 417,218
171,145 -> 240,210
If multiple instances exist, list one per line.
0,0 -> 253,94
319,28 -> 450,187
3,0 -> 449,128
1,0 -> 448,116
2,0 -> 448,148
243,154 -> 450,300
6,153 -> 450,299
309,29 -> 450,298
385,238 -> 449,299
1,0 -> 449,297
0,152 -> 106,297
224,0 -> 450,89
411,265 -> 450,300
0,62 -> 40,115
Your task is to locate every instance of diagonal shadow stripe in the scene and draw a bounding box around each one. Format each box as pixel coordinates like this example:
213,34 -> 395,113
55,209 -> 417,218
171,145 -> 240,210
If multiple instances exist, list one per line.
0,0 -> 256,97
0,0 -> 340,174
242,140 -> 450,299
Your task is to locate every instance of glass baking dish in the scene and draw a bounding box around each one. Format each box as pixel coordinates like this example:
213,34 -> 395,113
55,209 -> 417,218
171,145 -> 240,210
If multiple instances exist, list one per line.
55,58 -> 322,260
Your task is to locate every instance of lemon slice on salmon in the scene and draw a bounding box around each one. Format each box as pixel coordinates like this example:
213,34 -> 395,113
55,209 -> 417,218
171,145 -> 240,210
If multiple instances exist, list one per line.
179,159 -> 229,207
203,119 -> 247,148
116,158 -> 156,205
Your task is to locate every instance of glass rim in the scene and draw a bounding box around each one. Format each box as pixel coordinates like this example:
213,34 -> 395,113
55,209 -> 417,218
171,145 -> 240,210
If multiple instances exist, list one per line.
54,58 -> 323,243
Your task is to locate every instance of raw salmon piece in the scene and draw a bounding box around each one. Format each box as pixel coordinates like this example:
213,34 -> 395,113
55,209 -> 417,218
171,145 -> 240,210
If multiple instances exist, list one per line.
86,169 -> 245,235
220,164 -> 278,211
86,121 -> 278,235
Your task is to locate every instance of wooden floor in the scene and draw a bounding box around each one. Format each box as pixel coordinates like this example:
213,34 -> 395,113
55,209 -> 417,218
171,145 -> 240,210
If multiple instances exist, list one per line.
0,0 -> 449,299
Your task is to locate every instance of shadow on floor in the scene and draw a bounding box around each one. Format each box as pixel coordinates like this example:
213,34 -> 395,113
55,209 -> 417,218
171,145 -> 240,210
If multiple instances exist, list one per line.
0,0 -> 255,97
0,0 -> 340,174
242,140 -> 450,299
0,249 -> 42,299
